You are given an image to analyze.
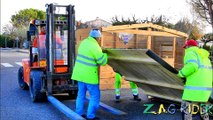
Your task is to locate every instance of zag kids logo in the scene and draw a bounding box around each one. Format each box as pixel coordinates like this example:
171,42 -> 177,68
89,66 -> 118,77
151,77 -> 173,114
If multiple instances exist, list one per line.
143,103 -> 213,115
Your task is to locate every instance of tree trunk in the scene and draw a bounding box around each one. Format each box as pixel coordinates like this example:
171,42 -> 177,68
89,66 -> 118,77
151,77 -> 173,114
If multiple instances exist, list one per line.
204,0 -> 213,30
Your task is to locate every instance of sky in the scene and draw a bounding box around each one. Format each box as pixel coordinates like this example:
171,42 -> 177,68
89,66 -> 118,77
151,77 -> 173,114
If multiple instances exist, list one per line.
0,0 -> 212,33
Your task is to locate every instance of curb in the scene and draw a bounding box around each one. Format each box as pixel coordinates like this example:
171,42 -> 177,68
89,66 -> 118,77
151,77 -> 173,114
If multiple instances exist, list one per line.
16,50 -> 28,53
0,48 -> 28,53
15,49 -> 28,53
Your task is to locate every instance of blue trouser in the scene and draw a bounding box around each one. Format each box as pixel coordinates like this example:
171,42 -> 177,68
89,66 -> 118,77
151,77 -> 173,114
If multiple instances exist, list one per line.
76,81 -> 100,119
39,48 -> 46,59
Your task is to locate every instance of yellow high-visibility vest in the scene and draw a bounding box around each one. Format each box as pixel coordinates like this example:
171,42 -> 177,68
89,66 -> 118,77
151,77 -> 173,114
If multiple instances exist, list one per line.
71,36 -> 108,84
179,47 -> 212,102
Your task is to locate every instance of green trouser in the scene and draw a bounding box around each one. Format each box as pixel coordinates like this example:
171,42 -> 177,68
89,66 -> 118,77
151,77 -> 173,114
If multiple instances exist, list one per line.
115,73 -> 138,96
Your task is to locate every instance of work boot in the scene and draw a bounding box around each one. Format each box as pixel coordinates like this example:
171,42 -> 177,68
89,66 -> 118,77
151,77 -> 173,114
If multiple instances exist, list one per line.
81,114 -> 86,118
115,95 -> 121,103
133,95 -> 141,101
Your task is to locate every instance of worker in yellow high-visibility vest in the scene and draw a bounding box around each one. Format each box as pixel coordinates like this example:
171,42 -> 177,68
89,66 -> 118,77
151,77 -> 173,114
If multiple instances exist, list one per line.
72,29 -> 108,120
178,39 -> 212,120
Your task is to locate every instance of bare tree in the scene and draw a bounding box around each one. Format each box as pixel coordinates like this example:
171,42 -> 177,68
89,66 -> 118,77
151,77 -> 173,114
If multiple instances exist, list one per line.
15,26 -> 28,47
189,0 -> 213,30
175,17 -> 204,40
2,24 -> 17,38
2,24 -> 27,48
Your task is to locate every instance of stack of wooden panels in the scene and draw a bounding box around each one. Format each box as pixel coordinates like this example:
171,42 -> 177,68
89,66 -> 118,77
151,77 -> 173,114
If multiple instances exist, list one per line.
99,65 -> 130,90
105,49 -> 184,102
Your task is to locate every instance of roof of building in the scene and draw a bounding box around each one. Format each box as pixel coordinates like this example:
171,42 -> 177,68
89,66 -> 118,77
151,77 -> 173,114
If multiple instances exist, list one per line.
85,17 -> 112,28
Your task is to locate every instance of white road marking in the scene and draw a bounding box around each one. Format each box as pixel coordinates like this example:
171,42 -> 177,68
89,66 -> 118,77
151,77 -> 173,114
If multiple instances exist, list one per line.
1,63 -> 14,67
15,62 -> 22,66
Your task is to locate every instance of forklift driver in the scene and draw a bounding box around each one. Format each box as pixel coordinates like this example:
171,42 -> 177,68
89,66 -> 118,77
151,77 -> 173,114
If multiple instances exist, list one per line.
32,25 -> 63,63
32,25 -> 46,62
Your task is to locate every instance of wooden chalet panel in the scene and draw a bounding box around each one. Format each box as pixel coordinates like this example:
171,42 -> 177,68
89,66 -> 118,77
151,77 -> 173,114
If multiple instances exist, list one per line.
136,35 -> 148,49
174,38 -> 185,69
102,32 -> 114,48
75,28 -> 90,44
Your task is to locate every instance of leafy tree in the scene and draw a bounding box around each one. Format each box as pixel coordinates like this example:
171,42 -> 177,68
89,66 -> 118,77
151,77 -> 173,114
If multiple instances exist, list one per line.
0,34 -> 14,48
200,33 -> 213,62
15,26 -> 28,48
202,33 -> 213,41
11,8 -> 46,27
2,24 -> 27,48
200,33 -> 213,49
189,0 -> 213,31
2,8 -> 46,48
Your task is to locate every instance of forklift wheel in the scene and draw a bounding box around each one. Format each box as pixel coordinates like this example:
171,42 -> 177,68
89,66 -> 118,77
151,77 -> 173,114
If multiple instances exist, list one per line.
68,90 -> 78,99
18,67 -> 28,90
30,70 -> 47,102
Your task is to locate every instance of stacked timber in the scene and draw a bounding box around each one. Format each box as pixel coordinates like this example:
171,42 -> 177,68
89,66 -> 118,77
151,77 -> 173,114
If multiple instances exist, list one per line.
99,65 -> 130,90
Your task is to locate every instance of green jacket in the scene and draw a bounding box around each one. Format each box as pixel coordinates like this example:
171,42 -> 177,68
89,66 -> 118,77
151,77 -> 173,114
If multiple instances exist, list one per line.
178,47 -> 212,102
71,36 -> 108,84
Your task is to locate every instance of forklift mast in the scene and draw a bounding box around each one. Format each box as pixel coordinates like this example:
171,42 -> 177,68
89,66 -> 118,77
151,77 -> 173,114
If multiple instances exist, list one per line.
46,4 -> 76,74
45,4 -> 76,94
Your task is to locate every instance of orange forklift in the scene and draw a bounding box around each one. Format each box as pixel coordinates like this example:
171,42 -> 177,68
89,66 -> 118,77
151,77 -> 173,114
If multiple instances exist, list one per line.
17,4 -> 126,120
17,4 -> 78,102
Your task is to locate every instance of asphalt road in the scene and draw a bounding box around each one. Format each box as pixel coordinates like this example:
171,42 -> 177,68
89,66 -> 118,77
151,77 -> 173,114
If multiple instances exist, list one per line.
0,48 -> 190,120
